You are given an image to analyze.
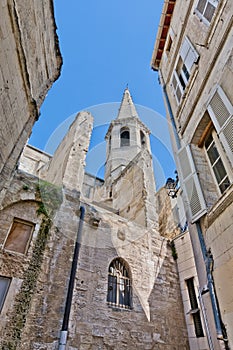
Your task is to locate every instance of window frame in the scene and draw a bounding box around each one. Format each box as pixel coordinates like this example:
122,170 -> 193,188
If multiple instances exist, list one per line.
0,276 -> 11,313
3,218 -> 35,255
204,129 -> 232,195
171,37 -> 199,104
195,0 -> 219,25
120,128 -> 130,147
107,258 -> 132,309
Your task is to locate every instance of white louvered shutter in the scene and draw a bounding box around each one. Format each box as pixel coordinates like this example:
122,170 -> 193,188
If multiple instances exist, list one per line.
176,145 -> 207,222
207,86 -> 233,167
180,37 -> 199,73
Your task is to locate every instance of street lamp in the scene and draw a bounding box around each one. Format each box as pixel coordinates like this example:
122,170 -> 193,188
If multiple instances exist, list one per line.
165,171 -> 179,198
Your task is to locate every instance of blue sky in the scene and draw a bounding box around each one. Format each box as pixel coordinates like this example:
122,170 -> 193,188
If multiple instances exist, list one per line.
29,1 -> 176,189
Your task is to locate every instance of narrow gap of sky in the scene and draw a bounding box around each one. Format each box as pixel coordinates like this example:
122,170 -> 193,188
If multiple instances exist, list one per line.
29,1 -> 176,188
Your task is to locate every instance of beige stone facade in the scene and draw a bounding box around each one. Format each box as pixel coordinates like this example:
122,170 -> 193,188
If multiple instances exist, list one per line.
0,0 -> 62,203
0,89 -> 189,349
151,0 -> 233,349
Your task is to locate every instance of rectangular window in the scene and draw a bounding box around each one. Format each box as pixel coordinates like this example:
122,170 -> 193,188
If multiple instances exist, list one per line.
172,37 -> 199,104
4,219 -> 34,254
0,276 -> 11,312
165,35 -> 173,54
205,131 -> 231,193
195,0 -> 219,24
186,278 -> 204,337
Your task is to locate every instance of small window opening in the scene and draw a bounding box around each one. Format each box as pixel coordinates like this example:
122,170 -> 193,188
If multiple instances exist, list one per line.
109,186 -> 112,198
140,131 -> 146,147
166,35 -> 173,53
120,129 -> 130,147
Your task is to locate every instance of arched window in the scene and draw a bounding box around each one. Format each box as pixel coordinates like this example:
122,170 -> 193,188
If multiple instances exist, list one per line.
107,258 -> 132,309
120,128 -> 130,147
140,130 -> 146,147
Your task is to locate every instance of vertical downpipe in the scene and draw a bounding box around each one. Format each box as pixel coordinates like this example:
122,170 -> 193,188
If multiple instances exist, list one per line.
196,221 -> 225,342
58,206 -> 85,350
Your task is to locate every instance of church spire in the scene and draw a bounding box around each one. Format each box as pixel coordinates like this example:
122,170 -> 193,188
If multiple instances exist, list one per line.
116,87 -> 139,120
104,88 -> 152,183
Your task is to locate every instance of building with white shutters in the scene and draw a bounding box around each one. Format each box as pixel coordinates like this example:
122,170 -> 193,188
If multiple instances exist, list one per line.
151,0 -> 233,349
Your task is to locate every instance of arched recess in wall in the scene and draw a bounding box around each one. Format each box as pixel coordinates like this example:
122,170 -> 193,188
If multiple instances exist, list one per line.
120,127 -> 130,147
107,257 -> 132,309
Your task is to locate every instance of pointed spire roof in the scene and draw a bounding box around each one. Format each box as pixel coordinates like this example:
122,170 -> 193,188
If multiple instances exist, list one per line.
116,87 -> 139,120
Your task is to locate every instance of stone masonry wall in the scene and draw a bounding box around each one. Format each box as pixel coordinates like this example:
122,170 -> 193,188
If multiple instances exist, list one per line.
0,109 -> 94,349
111,150 -> 157,228
0,0 -> 62,200
205,192 -> 233,346
45,112 -> 93,192
0,178 -> 189,350
0,170 -> 84,350
0,170 -> 62,349
63,202 -> 189,350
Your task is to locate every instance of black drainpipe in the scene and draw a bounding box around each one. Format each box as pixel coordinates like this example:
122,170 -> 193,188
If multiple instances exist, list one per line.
58,206 -> 85,350
196,221 -> 229,348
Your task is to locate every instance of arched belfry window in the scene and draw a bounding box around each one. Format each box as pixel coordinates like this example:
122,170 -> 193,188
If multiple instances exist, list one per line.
140,130 -> 146,147
120,128 -> 130,147
107,258 -> 132,309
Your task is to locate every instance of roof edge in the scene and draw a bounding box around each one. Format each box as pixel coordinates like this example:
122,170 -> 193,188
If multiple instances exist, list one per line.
150,0 -> 176,71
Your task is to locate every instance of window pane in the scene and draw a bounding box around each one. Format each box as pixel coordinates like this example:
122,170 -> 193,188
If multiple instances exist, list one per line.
124,279 -> 131,307
176,87 -> 182,102
4,220 -> 34,254
178,73 -> 186,90
119,278 -> 125,305
204,3 -> 216,22
172,75 -> 178,89
0,277 -> 11,312
107,275 -> 117,304
212,158 -> 228,184
107,258 -> 131,308
182,64 -> 190,81
207,142 -> 219,165
196,0 -> 206,14
219,177 -> 231,193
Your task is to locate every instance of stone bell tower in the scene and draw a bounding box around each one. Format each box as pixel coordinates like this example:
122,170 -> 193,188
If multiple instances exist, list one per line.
105,88 -> 151,183
103,88 -> 157,228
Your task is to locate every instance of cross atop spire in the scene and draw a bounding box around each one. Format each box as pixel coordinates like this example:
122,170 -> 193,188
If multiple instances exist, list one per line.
116,87 -> 139,120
